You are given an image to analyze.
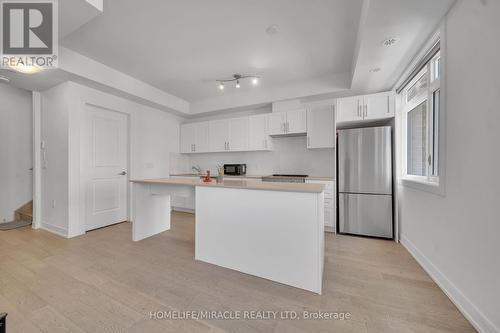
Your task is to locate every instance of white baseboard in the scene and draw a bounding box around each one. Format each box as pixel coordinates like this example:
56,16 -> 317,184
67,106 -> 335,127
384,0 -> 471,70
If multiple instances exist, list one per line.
40,222 -> 68,238
172,207 -> 195,214
401,235 -> 499,333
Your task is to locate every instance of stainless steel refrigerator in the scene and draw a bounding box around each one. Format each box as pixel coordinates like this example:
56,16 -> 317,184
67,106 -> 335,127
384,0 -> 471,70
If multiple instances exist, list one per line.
338,126 -> 393,239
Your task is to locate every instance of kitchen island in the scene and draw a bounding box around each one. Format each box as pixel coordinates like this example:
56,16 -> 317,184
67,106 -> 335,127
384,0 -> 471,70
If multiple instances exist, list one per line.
131,178 -> 325,294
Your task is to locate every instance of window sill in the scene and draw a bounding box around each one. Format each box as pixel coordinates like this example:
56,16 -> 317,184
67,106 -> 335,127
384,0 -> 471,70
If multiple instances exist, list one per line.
400,178 -> 445,196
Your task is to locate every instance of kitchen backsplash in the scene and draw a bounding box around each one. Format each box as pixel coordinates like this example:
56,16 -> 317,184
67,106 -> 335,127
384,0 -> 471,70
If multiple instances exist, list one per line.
171,136 -> 335,177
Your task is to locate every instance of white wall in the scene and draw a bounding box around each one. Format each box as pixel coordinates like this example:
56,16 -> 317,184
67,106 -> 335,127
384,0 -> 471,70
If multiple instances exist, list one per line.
0,84 -> 33,222
40,81 -> 183,237
398,1 -> 500,332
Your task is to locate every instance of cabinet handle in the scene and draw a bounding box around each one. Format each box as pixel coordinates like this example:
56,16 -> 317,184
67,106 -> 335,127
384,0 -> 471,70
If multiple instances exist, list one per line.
307,136 -> 310,147
357,103 -> 361,118
193,144 -> 196,152
227,142 -> 230,151
364,104 -> 368,118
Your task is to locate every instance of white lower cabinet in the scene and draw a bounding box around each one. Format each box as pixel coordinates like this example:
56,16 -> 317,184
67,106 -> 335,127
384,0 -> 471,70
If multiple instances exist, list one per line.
169,176 -> 196,211
307,180 -> 335,232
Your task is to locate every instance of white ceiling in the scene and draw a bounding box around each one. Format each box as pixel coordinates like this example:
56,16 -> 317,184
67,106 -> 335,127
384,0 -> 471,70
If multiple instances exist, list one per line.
61,0 -> 364,102
2,0 -> 457,115
351,0 -> 455,93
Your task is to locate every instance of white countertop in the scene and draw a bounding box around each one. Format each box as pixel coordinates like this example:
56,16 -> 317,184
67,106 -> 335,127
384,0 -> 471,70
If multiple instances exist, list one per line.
170,173 -> 335,181
131,177 -> 325,193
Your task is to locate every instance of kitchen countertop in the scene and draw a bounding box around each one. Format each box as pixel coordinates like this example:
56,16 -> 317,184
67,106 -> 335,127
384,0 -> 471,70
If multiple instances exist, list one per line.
170,173 -> 335,181
130,177 -> 325,193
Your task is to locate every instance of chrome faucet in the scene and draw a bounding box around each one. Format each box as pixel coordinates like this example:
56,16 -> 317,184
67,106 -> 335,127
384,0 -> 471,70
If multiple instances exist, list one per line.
192,165 -> 202,174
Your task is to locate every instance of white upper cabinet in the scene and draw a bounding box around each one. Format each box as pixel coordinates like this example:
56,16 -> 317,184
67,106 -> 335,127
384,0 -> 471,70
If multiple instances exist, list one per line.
337,91 -> 395,124
208,117 -> 249,152
194,122 -> 210,153
228,117 -> 249,151
269,109 -> 307,136
307,106 -> 335,149
269,112 -> 286,135
286,109 -> 307,134
249,114 -> 271,151
363,92 -> 395,120
209,119 -> 229,152
336,96 -> 363,122
180,122 -> 209,153
180,123 -> 196,153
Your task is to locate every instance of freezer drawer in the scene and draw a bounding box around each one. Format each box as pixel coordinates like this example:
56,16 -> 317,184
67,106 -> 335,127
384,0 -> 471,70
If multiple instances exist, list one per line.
338,193 -> 393,238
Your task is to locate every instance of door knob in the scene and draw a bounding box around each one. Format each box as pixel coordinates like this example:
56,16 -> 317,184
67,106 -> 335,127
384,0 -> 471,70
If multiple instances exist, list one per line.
119,171 -> 127,176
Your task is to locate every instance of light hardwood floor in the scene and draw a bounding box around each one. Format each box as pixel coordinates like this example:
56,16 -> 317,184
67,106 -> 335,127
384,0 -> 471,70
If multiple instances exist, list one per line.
0,212 -> 475,332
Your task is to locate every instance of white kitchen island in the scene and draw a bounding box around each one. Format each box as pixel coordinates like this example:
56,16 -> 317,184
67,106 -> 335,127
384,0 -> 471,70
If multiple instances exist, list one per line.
131,178 -> 325,294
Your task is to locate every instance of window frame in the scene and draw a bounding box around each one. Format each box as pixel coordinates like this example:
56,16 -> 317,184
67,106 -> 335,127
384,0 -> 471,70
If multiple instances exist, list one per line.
400,46 -> 445,196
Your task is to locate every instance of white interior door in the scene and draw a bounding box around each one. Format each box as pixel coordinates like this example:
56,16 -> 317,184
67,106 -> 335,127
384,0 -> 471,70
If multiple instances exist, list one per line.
84,105 -> 128,231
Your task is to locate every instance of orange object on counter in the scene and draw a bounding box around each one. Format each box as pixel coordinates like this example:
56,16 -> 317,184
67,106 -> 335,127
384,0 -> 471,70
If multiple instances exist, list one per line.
203,170 -> 212,183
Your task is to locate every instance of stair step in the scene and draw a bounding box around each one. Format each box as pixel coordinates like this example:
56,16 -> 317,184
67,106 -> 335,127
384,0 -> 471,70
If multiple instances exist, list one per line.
14,201 -> 33,222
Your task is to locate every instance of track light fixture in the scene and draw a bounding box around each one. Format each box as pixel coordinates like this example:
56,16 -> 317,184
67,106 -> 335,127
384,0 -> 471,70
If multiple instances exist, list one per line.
216,74 -> 260,90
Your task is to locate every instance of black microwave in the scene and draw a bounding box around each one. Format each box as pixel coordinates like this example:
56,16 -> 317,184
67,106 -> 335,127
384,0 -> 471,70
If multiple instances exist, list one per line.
224,164 -> 247,176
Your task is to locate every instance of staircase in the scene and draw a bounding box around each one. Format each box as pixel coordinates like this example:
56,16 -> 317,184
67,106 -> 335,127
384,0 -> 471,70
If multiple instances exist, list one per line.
14,201 -> 33,222
0,201 -> 33,231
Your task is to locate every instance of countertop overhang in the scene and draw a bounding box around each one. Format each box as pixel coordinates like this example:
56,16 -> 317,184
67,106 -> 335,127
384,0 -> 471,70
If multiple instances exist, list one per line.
130,178 -> 325,193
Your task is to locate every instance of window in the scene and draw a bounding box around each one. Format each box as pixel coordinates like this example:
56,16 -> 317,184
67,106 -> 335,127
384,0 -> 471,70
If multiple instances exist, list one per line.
401,50 -> 441,186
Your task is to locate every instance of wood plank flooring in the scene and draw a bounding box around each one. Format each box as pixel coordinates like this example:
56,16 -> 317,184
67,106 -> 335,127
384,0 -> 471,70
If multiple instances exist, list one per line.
0,212 -> 475,332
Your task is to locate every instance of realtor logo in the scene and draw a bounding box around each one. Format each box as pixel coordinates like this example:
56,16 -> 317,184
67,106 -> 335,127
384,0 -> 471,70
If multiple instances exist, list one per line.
1,0 -> 58,69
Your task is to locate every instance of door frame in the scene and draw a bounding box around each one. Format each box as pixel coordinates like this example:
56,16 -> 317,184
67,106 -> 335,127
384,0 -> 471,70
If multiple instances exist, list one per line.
79,102 -> 131,234
32,92 -> 42,229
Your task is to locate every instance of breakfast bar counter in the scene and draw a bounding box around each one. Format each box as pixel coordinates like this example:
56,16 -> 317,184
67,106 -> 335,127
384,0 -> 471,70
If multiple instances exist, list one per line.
131,177 -> 325,294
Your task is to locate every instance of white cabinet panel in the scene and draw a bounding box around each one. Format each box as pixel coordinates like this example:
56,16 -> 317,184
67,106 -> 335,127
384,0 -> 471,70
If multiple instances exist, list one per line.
307,106 -> 335,149
337,92 -> 395,124
249,114 -> 271,151
228,117 -> 249,151
180,123 -> 196,153
209,119 -> 229,152
337,96 -> 362,123
194,122 -> 210,153
363,92 -> 395,120
269,112 -> 286,135
180,122 -> 210,153
307,180 -> 335,232
286,109 -> 307,134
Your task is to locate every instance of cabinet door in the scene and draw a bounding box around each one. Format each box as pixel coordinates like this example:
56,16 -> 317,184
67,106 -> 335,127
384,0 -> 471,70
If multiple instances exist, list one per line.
307,106 -> 334,149
249,114 -> 271,151
195,122 -> 210,153
209,119 -> 229,152
228,117 -> 249,151
363,92 -> 394,120
337,96 -> 362,123
286,109 -> 307,134
269,112 -> 286,135
180,123 -> 196,153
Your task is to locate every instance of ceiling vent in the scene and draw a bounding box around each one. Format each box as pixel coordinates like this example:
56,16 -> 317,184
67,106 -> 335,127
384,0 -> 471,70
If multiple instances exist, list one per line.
381,37 -> 400,47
